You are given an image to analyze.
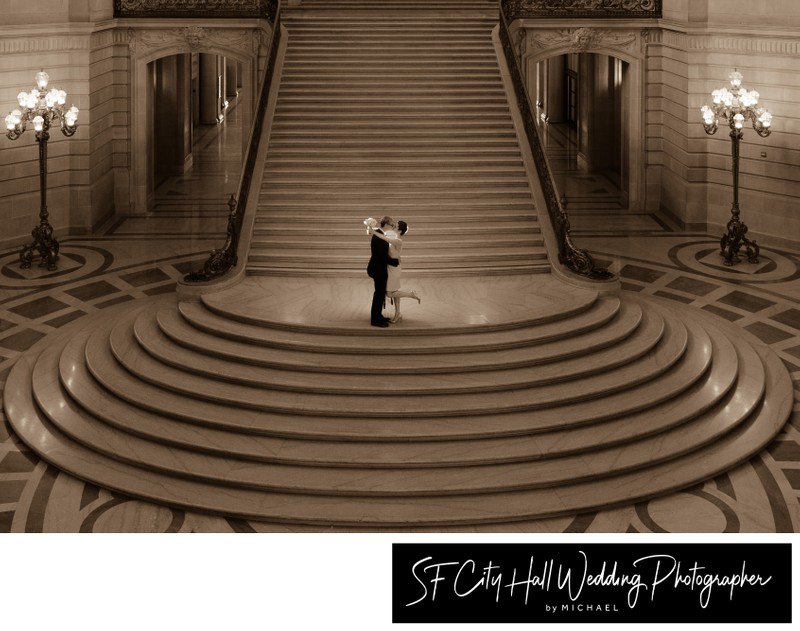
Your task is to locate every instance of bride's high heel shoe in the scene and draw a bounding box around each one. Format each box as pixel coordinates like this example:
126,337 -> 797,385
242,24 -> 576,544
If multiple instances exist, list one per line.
411,291 -> 421,304
391,313 -> 403,324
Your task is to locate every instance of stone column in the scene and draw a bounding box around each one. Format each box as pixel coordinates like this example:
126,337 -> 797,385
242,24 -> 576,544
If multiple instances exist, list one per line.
199,53 -> 221,124
225,58 -> 239,99
577,53 -> 618,172
154,54 -> 193,180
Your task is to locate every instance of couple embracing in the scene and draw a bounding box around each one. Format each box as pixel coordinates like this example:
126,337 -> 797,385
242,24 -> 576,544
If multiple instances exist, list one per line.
365,215 -> 421,328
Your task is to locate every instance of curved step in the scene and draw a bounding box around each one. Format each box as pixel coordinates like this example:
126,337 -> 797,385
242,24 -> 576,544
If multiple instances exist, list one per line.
155,300 -> 640,372
130,302 -> 664,388
56,322 -> 737,467
6,301 -> 791,526
38,343 -> 762,497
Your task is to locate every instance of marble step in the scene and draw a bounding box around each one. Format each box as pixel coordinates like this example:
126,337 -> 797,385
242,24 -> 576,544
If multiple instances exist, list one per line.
285,34 -> 494,43
59,318 -> 716,448
247,246 -> 545,259
245,265 -> 550,277
248,237 -> 544,250
273,106 -> 512,116
114,302 -> 670,395
268,125 -> 517,135
157,302 -> 638,371
258,187 -> 533,198
262,160 -> 526,171
251,10 -> 543,276
273,117 -> 512,128
280,72 -> 501,82
282,53 -> 499,63
183,290 -> 608,342
274,96 -> 510,106
255,202 -> 535,213
87,313 -> 690,417
9,296 -> 789,525
58,298 -> 713,441
40,348 -> 760,497
252,224 -> 539,236
260,173 -> 529,184
15,378 -> 790,527
54,320 -> 740,467
282,56 -> 497,64
265,157 -> 524,167
278,83 -> 507,97
245,254 -> 547,269
265,140 -> 519,150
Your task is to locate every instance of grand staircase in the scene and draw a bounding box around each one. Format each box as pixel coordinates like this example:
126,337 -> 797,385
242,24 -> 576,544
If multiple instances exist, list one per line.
249,2 -> 548,276
2,1 -> 793,530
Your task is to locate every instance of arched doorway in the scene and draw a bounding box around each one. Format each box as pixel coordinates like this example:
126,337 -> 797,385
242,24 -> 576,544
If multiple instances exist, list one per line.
128,29 -> 258,214
519,28 -> 646,211
534,52 -> 630,209
149,53 -> 245,204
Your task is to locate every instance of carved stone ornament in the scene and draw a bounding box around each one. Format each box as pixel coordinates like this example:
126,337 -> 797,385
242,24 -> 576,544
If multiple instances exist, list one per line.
184,26 -> 206,50
570,27 -> 599,51
528,28 -> 642,55
115,0 -> 274,19
501,0 -> 661,21
516,27 -> 527,61
127,27 -> 260,58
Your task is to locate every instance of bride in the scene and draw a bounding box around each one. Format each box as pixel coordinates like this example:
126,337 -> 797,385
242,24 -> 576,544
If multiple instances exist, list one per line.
368,220 -> 421,323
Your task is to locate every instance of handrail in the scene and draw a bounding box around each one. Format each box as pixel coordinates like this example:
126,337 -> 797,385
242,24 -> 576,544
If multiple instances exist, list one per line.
184,0 -> 281,283
498,7 -> 613,280
500,0 -> 661,21
114,0 -> 278,19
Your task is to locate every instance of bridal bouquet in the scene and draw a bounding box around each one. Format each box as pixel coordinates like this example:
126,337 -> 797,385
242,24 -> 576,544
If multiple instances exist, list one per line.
363,217 -> 378,234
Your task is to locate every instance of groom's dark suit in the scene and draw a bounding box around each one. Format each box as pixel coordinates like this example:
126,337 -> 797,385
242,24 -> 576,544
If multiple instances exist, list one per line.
367,230 -> 398,325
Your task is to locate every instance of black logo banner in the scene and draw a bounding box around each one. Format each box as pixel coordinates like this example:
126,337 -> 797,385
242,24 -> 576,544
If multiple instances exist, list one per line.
392,543 -> 791,624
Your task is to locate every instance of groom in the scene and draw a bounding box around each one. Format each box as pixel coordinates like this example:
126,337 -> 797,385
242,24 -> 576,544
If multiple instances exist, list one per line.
367,216 -> 399,328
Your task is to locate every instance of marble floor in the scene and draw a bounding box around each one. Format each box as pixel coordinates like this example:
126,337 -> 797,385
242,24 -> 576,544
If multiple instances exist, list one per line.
2,104 -> 800,536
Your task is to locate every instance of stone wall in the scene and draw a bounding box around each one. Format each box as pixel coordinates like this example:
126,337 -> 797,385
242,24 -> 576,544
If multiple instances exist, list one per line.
649,0 -> 800,245
0,0 -> 271,251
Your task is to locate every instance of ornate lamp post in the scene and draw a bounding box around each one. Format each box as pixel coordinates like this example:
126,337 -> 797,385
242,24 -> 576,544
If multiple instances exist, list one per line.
5,71 -> 79,271
701,69 -> 772,266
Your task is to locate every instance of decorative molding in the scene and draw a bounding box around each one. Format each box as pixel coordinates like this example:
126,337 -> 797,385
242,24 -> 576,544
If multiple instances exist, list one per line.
644,29 -> 800,56
0,35 -> 91,55
502,0 -> 661,22
527,27 -> 643,56
516,27 -> 527,63
127,26 -> 265,58
687,34 -> 800,56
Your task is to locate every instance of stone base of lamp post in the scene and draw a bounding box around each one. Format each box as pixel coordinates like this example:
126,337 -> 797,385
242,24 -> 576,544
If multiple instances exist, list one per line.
720,210 -> 759,267
19,217 -> 59,271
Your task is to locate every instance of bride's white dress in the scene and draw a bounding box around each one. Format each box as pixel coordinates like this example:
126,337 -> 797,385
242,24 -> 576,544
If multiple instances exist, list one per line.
387,239 -> 402,293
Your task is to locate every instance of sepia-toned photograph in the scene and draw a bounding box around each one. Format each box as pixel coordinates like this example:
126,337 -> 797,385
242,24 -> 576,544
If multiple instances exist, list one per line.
0,0 -> 797,628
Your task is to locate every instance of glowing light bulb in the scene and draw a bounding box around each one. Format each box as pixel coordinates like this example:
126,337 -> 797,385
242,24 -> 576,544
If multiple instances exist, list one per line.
33,115 -> 44,132
35,70 -> 49,90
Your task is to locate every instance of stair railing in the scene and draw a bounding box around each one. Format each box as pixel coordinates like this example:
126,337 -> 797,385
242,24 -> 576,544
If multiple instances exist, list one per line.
498,2 -> 631,281
184,0 -> 282,282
